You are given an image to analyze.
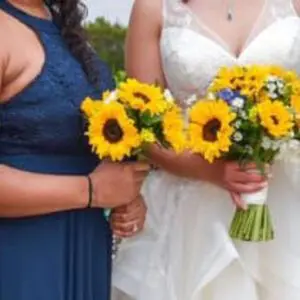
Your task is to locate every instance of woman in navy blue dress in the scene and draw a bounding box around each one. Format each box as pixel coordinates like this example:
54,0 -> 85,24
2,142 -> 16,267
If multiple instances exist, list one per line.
0,0 -> 149,299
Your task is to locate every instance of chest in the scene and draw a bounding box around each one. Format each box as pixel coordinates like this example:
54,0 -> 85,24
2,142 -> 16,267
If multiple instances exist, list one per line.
160,17 -> 300,104
185,0 -> 266,57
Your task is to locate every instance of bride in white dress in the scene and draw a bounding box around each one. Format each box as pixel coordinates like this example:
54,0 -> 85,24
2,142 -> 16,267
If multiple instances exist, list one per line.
112,0 -> 300,299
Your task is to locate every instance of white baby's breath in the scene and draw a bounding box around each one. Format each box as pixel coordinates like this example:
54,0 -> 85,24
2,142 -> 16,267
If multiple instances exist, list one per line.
207,92 -> 216,100
233,131 -> 243,142
186,94 -> 198,106
164,89 -> 175,103
103,90 -> 118,103
262,136 -> 272,150
232,97 -> 244,109
234,120 -> 242,128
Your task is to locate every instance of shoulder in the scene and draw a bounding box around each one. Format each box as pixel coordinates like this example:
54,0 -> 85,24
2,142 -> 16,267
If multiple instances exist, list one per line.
0,13 -> 10,89
293,0 -> 300,15
129,0 -> 162,32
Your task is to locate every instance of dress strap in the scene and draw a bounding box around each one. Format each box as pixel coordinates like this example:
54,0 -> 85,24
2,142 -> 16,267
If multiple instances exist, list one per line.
161,0 -> 192,28
270,0 -> 297,18
0,0 -> 59,34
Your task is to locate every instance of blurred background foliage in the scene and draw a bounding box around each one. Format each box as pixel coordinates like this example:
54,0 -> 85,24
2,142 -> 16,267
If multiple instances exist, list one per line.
85,17 -> 127,76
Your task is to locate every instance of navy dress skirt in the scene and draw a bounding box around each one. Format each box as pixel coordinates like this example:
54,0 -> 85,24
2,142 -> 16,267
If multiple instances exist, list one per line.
0,1 -> 114,299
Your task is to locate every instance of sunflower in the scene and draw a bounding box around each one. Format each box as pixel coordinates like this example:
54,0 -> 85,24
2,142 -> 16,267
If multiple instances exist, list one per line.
162,106 -> 186,153
291,94 -> 300,127
81,90 -> 118,118
188,100 -> 236,163
86,101 -> 141,161
241,65 -> 267,99
81,97 -> 102,118
118,79 -> 168,115
257,100 -> 294,138
210,66 -> 246,93
267,65 -> 285,78
140,129 -> 156,143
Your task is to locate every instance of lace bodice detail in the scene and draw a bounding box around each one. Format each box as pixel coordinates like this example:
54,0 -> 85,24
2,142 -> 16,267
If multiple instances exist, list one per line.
160,0 -> 300,108
0,0 -> 114,157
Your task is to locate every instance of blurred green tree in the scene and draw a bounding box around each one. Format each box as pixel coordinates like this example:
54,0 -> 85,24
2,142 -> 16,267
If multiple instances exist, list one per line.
85,17 -> 127,73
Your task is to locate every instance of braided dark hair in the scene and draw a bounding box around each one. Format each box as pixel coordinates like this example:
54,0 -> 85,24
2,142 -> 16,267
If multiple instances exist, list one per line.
46,0 -> 98,85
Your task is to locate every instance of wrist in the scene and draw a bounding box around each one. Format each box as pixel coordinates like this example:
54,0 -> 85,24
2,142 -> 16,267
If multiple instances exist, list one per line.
86,175 -> 94,208
75,176 -> 91,209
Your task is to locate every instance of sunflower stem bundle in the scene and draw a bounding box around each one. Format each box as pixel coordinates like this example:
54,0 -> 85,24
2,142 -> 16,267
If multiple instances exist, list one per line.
188,65 -> 300,242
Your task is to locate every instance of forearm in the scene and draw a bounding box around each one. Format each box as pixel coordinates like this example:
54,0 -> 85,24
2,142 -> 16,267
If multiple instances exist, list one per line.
149,147 -> 219,183
0,164 -> 87,218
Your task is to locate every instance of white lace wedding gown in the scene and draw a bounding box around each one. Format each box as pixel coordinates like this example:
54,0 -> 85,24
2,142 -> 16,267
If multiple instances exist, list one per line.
112,0 -> 300,299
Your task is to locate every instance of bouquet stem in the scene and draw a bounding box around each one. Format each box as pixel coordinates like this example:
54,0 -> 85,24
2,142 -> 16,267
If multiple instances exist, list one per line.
229,187 -> 274,242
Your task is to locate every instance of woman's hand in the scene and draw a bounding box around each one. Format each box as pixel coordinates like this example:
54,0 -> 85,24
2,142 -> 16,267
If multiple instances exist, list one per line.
214,161 -> 269,209
110,195 -> 147,238
145,144 -> 269,209
89,161 -> 150,208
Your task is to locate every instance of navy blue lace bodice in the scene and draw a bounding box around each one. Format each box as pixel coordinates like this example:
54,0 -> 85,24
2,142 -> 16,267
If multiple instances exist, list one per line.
0,2 -> 115,299
0,0 -> 114,159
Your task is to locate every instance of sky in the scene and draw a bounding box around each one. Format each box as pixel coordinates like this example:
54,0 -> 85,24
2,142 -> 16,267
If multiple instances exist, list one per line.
84,0 -> 134,25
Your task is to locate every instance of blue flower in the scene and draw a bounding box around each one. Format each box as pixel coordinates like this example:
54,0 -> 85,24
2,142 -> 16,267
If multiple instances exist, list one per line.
218,89 -> 241,105
218,89 -> 235,103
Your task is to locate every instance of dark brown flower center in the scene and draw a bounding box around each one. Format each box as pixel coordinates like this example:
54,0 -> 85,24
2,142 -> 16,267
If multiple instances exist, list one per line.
133,92 -> 150,104
102,119 -> 124,143
271,115 -> 279,125
203,118 -> 222,142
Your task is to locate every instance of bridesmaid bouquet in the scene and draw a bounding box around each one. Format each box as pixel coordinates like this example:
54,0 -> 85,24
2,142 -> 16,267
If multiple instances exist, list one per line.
81,78 -> 186,162
81,79 -> 186,258
187,65 -> 298,242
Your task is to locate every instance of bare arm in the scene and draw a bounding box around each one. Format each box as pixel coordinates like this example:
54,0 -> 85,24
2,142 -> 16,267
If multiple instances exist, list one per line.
0,165 -> 88,217
294,0 -> 300,15
125,0 -> 166,86
0,28 -> 150,218
125,0 -> 267,203
126,0 -> 217,182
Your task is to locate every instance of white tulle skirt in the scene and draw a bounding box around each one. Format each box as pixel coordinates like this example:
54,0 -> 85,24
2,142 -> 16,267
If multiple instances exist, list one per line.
111,150 -> 300,300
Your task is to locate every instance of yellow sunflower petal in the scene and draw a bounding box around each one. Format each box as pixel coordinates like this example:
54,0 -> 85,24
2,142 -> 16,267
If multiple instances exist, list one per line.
118,79 -> 168,115
86,101 -> 141,161
188,100 -> 235,163
257,100 -> 294,138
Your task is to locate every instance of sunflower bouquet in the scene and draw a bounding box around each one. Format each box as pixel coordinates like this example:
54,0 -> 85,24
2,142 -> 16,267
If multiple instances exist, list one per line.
188,65 -> 298,242
81,79 -> 186,162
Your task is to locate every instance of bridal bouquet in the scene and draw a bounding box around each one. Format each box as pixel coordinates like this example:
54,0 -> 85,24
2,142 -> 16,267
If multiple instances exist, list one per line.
81,78 -> 186,162
187,65 -> 298,242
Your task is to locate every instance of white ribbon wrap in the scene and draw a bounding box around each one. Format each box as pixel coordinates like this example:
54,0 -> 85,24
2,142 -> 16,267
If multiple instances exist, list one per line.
241,185 -> 268,205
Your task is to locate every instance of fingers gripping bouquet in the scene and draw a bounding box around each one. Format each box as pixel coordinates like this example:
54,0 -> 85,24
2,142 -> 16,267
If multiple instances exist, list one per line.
188,65 -> 298,242
81,78 -> 186,162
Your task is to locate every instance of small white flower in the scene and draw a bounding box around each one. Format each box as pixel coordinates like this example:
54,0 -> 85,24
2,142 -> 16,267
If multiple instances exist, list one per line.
232,97 -> 244,109
262,136 -> 272,150
234,120 -> 242,128
245,145 -> 254,155
186,94 -> 198,106
207,92 -> 216,100
268,92 -> 278,99
103,90 -> 118,103
267,83 -> 277,93
277,81 -> 284,89
233,131 -> 243,142
278,87 -> 285,95
164,89 -> 175,103
240,111 -> 248,120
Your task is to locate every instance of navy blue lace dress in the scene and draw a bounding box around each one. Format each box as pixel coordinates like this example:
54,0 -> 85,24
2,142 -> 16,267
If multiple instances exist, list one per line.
0,1 -> 114,299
